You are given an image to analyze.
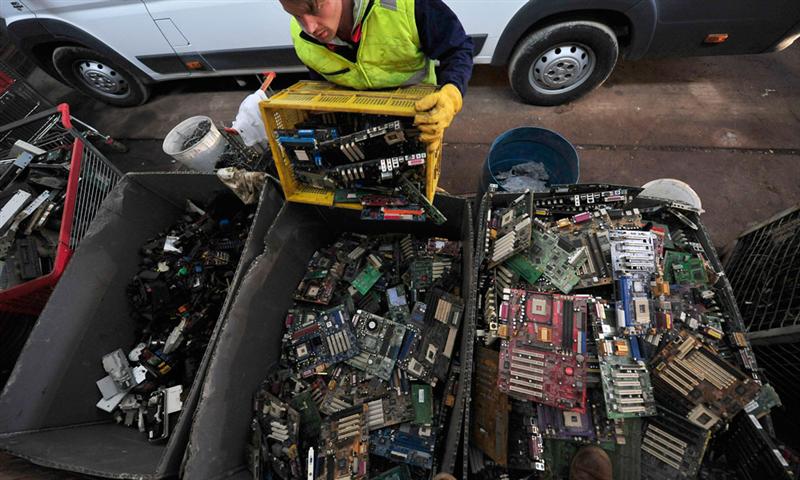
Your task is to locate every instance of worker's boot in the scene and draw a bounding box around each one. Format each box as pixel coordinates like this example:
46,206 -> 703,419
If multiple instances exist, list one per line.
570,445 -> 613,480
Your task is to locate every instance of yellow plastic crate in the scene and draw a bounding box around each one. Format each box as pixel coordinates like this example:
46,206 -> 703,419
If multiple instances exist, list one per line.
260,81 -> 442,209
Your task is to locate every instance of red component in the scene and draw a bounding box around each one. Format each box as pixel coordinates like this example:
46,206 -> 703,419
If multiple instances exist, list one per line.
0,71 -> 15,95
292,323 -> 320,340
565,366 -> 574,376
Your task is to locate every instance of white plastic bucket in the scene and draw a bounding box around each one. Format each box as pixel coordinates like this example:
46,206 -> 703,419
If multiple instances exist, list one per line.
162,116 -> 227,172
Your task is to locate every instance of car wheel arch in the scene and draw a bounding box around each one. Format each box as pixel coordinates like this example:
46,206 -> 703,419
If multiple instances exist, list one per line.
491,3 -> 640,66
8,17 -> 156,85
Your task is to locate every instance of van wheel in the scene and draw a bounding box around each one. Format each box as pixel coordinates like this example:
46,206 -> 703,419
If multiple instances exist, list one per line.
52,46 -> 151,107
509,21 -> 618,106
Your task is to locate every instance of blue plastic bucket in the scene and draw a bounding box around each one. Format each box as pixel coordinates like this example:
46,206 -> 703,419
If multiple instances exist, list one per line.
480,127 -> 580,193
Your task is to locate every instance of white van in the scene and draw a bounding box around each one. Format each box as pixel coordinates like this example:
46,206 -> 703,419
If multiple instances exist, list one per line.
2,0 -> 799,106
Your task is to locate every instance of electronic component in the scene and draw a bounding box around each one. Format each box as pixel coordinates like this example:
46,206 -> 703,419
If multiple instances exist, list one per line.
532,185 -> 643,215
361,205 -> 426,222
488,192 -> 533,267
371,465 -> 412,480
317,405 -> 369,480
399,289 -> 464,386
365,392 -> 414,432
596,335 -> 657,419
716,412 -> 793,480
507,399 -> 546,472
649,330 -> 760,429
0,190 -> 32,232
250,390 -> 302,480
640,407 -> 709,480
99,195 -> 254,442
504,254 -> 543,285
743,383 -> 782,419
411,384 -> 433,425
250,230 -> 464,477
663,250 -> 708,285
609,230 -> 657,277
370,424 -> 435,470
537,403 -> 596,442
528,223 -> 585,293
350,261 -> 382,295
294,248 -> 343,305
616,272 -> 654,333
497,290 -> 589,411
284,306 -> 360,378
385,285 -> 410,321
398,175 -> 446,226
472,346 -> 510,465
332,153 -> 426,188
347,310 -> 406,381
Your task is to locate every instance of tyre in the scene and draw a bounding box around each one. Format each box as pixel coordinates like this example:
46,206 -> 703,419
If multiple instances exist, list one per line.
508,21 -> 618,106
52,46 -> 151,107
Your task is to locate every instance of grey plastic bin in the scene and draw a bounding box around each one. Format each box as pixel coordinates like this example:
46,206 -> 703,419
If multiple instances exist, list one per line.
0,172 -> 283,479
181,196 -> 475,479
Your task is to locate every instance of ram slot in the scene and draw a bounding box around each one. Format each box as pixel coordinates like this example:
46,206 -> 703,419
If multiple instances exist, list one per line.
659,372 -> 691,396
510,371 -> 545,383
644,433 -> 686,460
511,362 -> 545,375
618,405 -> 647,414
642,443 -> 682,469
618,397 -> 645,405
616,389 -> 644,396
509,386 -> 544,399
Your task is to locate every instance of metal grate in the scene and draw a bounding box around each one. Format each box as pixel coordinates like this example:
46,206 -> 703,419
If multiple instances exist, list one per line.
0,59 -> 52,128
750,342 -> 800,447
726,206 -> 800,333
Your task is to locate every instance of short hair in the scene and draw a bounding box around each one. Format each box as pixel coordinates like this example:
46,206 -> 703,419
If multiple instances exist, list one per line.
279,0 -> 318,13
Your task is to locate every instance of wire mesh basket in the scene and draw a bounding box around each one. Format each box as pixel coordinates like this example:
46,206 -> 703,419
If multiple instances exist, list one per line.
725,206 -> 800,449
0,104 -> 123,315
726,206 -> 800,333
0,58 -> 52,129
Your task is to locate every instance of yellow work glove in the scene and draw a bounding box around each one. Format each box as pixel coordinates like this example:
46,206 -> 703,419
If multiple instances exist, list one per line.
414,83 -> 463,157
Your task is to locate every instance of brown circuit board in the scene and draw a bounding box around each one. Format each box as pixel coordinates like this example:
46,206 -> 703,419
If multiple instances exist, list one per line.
472,346 -> 510,465
649,330 -> 760,430
317,404 -> 369,480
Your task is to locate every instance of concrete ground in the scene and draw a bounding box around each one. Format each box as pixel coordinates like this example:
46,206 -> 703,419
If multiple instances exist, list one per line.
1,43 -> 799,478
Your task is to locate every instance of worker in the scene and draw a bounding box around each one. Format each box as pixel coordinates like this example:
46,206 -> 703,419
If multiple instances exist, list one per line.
278,0 -> 474,156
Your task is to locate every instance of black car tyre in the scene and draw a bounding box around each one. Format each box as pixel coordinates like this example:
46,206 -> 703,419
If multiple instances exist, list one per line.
509,21 -> 618,106
52,46 -> 151,107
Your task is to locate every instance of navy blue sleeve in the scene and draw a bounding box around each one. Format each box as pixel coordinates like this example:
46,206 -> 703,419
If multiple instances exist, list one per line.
307,68 -> 324,81
415,0 -> 474,96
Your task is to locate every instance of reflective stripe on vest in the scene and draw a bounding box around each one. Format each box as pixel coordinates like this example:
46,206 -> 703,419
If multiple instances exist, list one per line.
290,0 -> 436,90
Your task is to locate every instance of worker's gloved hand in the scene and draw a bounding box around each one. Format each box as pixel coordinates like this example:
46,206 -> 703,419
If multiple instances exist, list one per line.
414,83 -> 463,157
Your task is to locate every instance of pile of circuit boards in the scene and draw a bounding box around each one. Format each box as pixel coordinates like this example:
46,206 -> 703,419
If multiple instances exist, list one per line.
0,142 -> 74,290
94,193 -> 254,443
470,185 -> 789,479
248,232 -> 465,480
276,113 -> 443,223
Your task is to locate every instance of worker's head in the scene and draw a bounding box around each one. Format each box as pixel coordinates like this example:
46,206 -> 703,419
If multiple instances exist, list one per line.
280,0 -> 343,43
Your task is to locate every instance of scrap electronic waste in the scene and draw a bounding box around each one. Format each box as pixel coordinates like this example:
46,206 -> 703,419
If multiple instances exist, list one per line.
248,232 -> 465,480
275,113 -> 445,224
94,193 -> 255,442
470,185 -> 789,480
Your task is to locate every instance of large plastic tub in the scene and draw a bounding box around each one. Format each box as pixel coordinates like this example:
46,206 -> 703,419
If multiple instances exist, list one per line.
181,195 -> 475,479
0,172 -> 283,479
465,187 -> 771,479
